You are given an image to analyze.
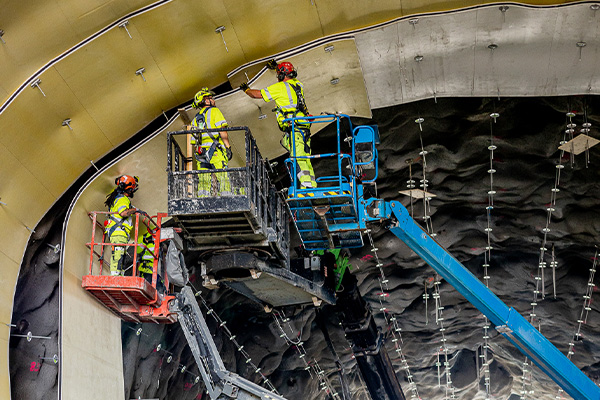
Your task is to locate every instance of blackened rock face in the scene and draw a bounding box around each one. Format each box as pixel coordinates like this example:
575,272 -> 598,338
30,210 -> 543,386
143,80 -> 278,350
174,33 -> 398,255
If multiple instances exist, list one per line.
11,96 -> 600,399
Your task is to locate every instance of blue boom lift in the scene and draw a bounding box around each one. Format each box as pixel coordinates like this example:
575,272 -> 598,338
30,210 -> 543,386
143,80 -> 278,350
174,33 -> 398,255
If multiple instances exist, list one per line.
158,112 -> 599,400
284,113 -> 600,400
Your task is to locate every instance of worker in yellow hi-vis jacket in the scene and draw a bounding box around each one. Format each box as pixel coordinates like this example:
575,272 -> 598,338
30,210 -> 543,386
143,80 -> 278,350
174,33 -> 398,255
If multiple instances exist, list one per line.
190,87 -> 233,196
104,175 -> 139,276
136,231 -> 155,282
241,61 -> 317,189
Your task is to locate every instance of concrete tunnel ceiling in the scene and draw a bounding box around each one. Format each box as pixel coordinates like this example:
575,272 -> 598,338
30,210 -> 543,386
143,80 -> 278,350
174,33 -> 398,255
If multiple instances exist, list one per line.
3,1 -> 600,399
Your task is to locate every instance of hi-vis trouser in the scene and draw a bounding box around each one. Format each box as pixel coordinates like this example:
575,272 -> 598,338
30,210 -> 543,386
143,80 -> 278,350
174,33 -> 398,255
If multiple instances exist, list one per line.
197,145 -> 232,197
109,232 -> 129,275
283,127 -> 317,189
137,241 -> 155,278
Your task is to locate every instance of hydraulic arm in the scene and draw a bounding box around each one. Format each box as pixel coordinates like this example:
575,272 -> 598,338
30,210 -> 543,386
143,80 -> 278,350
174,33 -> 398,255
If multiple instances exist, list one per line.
365,199 -> 600,400
333,271 -> 406,400
172,287 -> 288,400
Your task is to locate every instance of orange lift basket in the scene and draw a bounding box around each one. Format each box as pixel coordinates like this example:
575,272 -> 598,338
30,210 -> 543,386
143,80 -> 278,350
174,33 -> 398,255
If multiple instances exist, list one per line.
82,211 -> 177,323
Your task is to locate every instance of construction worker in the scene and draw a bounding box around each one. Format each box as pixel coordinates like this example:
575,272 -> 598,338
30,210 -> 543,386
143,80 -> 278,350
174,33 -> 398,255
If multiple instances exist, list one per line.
104,175 -> 139,276
241,61 -> 317,189
316,248 -> 351,290
190,87 -> 233,196
136,231 -> 155,282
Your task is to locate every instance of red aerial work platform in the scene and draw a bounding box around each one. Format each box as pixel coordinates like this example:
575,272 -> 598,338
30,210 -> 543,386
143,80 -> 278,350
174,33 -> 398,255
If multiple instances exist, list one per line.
82,211 -> 177,324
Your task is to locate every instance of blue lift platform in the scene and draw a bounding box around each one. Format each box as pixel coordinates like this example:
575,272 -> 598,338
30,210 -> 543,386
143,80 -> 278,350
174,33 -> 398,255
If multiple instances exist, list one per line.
285,113 -> 600,400
286,114 -> 379,251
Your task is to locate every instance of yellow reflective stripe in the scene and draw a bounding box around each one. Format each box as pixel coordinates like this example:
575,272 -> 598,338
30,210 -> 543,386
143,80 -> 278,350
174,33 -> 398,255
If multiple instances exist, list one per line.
283,82 -> 297,109
205,107 -> 212,126
262,88 -> 274,102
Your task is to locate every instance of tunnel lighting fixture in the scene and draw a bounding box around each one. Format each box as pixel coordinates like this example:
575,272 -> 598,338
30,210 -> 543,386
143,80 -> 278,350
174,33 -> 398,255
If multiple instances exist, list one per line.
324,45 -> 334,54
409,18 -> 419,27
215,26 -> 228,53
591,4 -> 600,11
414,55 -> 424,62
118,20 -> 132,39
30,78 -> 46,97
135,67 -> 146,81
488,43 -> 498,51
0,29 -> 5,44
330,78 -> 340,85
62,118 -> 73,130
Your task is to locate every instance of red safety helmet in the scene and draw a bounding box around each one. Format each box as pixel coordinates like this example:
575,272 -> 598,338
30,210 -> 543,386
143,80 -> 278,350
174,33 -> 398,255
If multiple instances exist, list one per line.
276,62 -> 297,81
115,175 -> 139,193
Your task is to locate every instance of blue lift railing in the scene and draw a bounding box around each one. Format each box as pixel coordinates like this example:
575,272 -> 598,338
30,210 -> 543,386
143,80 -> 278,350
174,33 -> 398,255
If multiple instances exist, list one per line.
285,114 -> 600,400
285,114 -> 352,197
284,114 -> 380,251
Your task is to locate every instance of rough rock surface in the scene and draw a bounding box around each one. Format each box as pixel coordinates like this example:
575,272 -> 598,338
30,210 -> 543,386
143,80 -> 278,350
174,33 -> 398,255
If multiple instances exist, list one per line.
11,96 -> 600,399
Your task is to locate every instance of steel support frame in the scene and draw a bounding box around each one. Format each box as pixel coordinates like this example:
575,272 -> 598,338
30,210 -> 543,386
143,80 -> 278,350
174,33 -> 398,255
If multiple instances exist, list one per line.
172,287 -> 288,400
371,200 -> 600,400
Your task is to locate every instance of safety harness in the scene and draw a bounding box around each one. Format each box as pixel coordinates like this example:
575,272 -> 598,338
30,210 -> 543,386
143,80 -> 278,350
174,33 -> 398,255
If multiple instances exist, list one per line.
106,194 -> 132,238
192,107 -> 224,169
276,82 -> 311,152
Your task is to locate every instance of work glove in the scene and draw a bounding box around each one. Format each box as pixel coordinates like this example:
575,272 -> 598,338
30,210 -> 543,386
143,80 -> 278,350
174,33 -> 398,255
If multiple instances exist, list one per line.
225,146 -> 233,161
240,82 -> 249,92
266,59 -> 278,70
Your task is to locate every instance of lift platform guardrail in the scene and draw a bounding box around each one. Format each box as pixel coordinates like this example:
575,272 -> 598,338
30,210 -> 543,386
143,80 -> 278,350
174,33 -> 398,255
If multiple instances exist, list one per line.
167,127 -> 289,265
284,114 -> 379,251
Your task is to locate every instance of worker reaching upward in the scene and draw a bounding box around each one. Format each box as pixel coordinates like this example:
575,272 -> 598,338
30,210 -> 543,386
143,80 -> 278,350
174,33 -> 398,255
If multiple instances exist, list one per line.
190,87 -> 233,196
241,61 -> 317,189
104,175 -> 139,276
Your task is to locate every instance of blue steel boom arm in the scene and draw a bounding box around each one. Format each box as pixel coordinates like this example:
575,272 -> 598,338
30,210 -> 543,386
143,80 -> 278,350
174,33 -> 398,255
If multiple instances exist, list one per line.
283,113 -> 598,398
362,198 -> 600,400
